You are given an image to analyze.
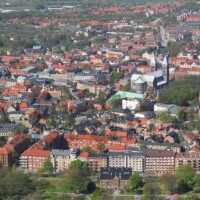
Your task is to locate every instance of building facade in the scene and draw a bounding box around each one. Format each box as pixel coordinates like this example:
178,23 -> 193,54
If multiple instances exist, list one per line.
175,152 -> 200,174
19,149 -> 50,172
0,147 -> 12,167
145,151 -> 175,174
100,167 -> 132,189
50,149 -> 72,172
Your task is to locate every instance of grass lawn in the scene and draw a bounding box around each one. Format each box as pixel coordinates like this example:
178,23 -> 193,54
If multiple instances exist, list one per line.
36,176 -> 71,194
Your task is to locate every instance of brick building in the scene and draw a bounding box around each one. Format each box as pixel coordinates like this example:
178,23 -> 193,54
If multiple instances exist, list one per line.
145,151 -> 175,174
100,167 -> 132,189
50,149 -> 71,173
19,149 -> 50,172
86,153 -> 108,171
4,134 -> 31,155
64,134 -> 108,150
0,147 -> 12,167
175,152 -> 200,173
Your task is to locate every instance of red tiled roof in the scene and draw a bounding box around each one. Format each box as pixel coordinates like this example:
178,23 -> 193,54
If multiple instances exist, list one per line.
121,138 -> 137,144
19,102 -> 28,110
45,132 -> 58,143
108,143 -> 126,151
77,135 -> 108,142
106,131 -> 127,138
0,147 -> 8,155
21,149 -> 50,157
6,134 -> 28,147
79,152 -> 89,158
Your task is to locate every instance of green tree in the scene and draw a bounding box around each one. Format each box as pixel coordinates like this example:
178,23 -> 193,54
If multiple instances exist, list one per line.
97,91 -> 107,102
143,181 -> 160,200
64,160 -> 90,193
63,120 -> 74,131
176,179 -> 191,194
122,82 -> 131,92
107,95 -> 121,108
185,194 -> 200,200
188,119 -> 200,131
70,160 -> 88,169
157,112 -> 172,123
91,189 -> 111,200
82,146 -> 93,153
111,71 -> 124,83
147,123 -> 154,132
177,109 -> 187,121
0,168 -> 35,198
159,174 -> 178,195
46,116 -> 57,128
128,173 -> 143,191
193,175 -> 200,187
135,50 -> 145,56
40,158 -> 54,174
159,76 -> 200,105
12,123 -> 28,136
176,164 -> 195,184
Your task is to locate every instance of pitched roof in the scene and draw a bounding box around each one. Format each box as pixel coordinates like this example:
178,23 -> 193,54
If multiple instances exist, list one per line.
106,131 -> 127,138
100,167 -> 132,180
79,152 -> 89,158
108,143 -> 126,151
51,149 -> 71,156
21,149 -> 50,157
0,147 -> 8,155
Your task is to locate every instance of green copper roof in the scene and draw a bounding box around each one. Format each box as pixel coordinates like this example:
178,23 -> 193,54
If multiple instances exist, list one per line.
115,91 -> 144,99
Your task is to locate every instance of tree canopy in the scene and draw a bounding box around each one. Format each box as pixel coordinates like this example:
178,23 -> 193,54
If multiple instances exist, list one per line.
63,160 -> 91,193
39,158 -> 54,175
159,76 -> 200,106
128,173 -> 143,191
0,168 -> 35,199
176,164 -> 195,184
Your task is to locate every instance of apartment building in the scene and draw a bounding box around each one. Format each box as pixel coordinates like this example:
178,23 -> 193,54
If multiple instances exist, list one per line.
50,149 -> 71,172
88,153 -> 108,171
175,152 -> 200,173
19,149 -> 50,172
126,152 -> 144,172
0,147 -> 12,167
108,151 -> 145,172
108,152 -> 126,168
145,151 -> 176,174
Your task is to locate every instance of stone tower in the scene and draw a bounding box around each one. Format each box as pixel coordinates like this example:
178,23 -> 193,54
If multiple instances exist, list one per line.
162,55 -> 169,83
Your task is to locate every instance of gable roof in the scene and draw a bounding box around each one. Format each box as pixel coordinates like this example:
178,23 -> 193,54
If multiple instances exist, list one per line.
21,149 -> 50,157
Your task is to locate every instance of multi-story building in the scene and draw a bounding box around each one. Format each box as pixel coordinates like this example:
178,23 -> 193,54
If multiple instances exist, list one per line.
175,152 -> 200,174
19,149 -> 50,172
139,141 -> 181,153
108,151 -> 145,172
100,167 -> 132,189
50,149 -> 71,173
0,147 -> 12,167
4,133 -> 31,155
145,151 -> 175,174
79,150 -> 145,172
88,153 -> 108,171
126,152 -> 144,173
108,152 -> 126,168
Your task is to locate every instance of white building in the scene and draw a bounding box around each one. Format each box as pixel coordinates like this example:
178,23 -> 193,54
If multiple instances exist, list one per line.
122,99 -> 140,111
